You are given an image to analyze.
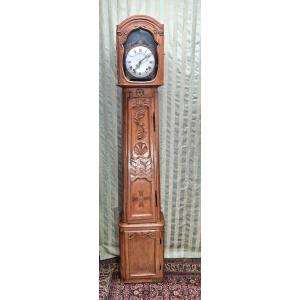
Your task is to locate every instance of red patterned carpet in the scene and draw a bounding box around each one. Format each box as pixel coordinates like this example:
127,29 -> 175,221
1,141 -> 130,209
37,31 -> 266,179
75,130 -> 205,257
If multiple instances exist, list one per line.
100,257 -> 201,300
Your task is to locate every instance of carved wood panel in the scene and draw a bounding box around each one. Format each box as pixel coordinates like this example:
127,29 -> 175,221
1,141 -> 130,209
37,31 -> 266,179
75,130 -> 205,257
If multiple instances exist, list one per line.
119,221 -> 164,282
129,97 -> 152,183
121,229 -> 163,280
129,234 -> 156,276
124,88 -> 158,223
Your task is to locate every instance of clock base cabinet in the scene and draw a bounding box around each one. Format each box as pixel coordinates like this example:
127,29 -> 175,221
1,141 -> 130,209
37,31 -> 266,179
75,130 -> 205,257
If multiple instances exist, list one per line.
119,216 -> 164,283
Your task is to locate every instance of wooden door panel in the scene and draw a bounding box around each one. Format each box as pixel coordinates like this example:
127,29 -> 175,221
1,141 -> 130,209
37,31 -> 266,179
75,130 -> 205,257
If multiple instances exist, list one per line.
122,229 -> 163,281
128,232 -> 157,276
124,88 -> 159,223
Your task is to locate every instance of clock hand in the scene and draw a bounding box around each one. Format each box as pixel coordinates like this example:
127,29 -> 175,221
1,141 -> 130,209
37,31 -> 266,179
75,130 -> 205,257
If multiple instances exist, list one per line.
135,54 -> 151,69
139,53 -> 151,64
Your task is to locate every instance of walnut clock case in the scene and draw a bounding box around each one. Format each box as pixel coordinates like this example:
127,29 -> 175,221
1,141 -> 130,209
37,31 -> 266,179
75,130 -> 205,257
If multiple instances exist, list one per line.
117,15 -> 164,283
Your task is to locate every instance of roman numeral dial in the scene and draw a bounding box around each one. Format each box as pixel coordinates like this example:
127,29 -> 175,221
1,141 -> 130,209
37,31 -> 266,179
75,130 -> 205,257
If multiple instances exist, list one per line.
125,46 -> 156,79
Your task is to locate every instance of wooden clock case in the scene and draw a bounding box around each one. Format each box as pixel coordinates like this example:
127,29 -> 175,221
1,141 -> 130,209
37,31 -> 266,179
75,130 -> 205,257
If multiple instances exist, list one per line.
116,15 -> 164,283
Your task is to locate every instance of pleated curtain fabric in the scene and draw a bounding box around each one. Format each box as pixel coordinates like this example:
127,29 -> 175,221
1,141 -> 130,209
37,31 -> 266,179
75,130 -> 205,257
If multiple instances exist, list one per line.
100,0 -> 201,259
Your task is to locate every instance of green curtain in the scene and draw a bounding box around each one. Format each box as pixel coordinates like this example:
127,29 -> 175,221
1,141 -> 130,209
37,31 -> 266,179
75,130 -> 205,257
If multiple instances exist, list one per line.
100,0 -> 200,259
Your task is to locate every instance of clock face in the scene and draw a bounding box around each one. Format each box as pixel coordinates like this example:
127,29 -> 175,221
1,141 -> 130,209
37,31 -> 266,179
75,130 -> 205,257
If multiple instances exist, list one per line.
125,46 -> 156,79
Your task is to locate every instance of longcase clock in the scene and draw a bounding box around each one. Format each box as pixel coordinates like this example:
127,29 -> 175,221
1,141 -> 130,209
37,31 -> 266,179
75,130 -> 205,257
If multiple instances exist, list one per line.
116,15 -> 164,283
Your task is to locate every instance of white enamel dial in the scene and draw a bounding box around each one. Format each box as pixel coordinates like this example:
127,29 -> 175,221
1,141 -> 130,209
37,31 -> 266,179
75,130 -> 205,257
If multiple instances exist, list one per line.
125,46 -> 155,79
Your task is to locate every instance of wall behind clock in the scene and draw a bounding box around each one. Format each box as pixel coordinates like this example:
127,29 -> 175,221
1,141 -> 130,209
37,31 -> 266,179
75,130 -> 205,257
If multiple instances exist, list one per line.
99,0 -> 201,259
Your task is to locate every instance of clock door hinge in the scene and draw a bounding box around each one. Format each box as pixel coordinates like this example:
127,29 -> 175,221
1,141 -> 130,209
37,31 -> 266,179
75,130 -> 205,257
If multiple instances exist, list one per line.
160,264 -> 162,270
160,238 -> 162,244
153,112 -> 156,131
155,191 -> 157,206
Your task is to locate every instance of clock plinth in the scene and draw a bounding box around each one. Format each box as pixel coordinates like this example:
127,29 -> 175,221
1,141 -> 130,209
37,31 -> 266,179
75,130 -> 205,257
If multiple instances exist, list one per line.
119,215 -> 164,283
117,16 -> 164,283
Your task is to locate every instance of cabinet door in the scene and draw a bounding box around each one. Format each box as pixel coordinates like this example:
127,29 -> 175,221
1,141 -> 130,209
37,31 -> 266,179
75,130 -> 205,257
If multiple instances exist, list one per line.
124,230 -> 163,281
124,88 -> 160,223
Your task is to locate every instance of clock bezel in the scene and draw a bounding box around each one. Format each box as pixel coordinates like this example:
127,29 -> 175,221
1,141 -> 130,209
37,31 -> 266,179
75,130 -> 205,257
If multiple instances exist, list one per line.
116,15 -> 164,87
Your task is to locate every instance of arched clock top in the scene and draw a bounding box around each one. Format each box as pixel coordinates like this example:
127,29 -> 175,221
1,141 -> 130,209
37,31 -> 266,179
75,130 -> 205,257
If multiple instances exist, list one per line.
117,15 -> 164,40
116,15 -> 164,87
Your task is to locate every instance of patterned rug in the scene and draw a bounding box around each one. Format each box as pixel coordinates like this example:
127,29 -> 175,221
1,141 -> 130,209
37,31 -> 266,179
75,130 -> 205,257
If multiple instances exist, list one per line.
100,257 -> 200,300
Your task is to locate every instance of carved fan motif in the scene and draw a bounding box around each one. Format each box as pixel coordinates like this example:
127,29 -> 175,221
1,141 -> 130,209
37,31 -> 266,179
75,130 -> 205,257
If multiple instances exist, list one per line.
134,142 -> 148,156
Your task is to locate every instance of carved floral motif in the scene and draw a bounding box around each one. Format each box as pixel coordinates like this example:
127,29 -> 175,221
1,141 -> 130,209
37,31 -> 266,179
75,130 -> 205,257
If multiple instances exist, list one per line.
134,107 -> 146,140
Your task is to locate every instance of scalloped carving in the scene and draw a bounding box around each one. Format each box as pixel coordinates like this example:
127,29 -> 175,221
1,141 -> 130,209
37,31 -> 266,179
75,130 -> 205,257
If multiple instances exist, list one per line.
134,142 -> 148,156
